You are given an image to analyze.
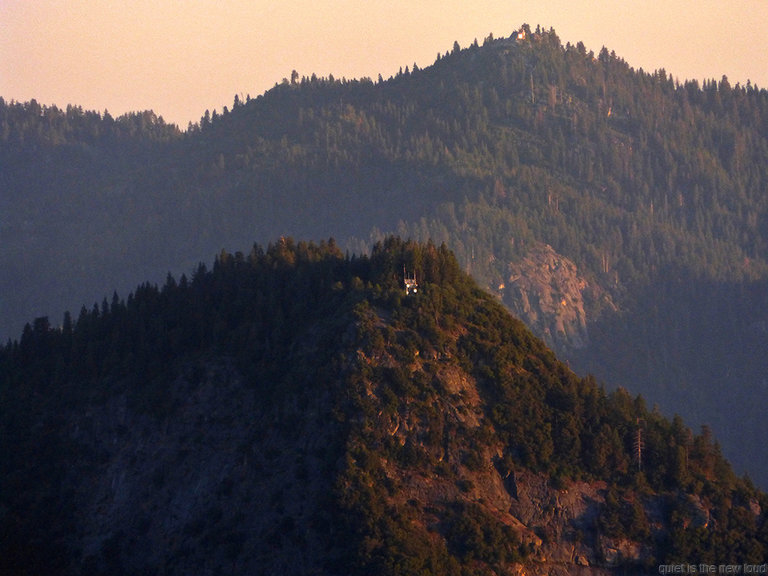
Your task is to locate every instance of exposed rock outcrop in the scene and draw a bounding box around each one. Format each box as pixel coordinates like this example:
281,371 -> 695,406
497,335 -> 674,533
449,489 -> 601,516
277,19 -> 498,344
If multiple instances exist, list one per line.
503,244 -> 615,352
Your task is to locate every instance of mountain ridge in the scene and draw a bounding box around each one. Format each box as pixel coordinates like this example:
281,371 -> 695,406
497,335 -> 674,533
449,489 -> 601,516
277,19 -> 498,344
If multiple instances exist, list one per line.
2,238 -> 766,575
3,25 -> 768,487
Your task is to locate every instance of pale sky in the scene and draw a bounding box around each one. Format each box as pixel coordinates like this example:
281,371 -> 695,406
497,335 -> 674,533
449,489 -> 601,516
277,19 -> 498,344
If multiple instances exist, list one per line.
2,1 -> 766,128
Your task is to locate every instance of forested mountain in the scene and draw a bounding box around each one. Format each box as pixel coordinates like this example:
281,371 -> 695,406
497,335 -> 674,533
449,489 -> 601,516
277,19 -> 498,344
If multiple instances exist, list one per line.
3,25 -> 768,485
2,238 -> 766,575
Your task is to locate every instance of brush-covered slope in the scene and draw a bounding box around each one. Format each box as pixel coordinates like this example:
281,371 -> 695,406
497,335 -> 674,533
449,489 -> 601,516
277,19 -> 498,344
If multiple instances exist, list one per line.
1,238 -> 766,576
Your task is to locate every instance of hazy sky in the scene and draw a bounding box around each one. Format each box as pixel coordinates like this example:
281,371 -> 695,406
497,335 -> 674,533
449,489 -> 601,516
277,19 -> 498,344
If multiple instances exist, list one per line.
2,1 -> 766,128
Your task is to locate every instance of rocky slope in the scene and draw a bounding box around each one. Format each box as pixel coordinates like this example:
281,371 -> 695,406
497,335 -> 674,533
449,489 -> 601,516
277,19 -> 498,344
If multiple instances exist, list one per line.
62,359 -> 340,575
53,341 -> 640,575
503,243 -> 616,352
1,239 -> 765,575
53,356 -> 621,575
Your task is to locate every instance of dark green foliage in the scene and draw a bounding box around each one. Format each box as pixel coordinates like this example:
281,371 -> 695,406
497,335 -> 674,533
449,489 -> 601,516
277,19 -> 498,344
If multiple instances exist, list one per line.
1,237 -> 767,573
7,22 -> 768,554
5,27 -> 768,486
445,502 -> 525,566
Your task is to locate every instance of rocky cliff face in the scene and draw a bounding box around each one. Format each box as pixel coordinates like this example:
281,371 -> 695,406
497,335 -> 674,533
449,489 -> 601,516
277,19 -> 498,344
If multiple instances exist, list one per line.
2,239 -> 760,575
346,306 -> 657,576
57,354 -> 649,576
503,244 -> 615,353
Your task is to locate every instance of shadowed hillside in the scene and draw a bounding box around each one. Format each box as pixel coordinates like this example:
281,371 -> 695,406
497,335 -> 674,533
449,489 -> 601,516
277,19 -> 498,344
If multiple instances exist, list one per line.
3,25 -> 768,485
2,238 -> 766,575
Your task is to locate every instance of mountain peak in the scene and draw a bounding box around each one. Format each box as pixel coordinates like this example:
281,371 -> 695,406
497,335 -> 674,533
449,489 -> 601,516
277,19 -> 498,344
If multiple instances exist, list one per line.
2,238 -> 765,574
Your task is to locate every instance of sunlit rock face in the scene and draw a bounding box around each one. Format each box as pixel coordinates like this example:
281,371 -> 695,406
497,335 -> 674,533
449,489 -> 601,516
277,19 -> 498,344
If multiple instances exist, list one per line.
503,243 -> 615,353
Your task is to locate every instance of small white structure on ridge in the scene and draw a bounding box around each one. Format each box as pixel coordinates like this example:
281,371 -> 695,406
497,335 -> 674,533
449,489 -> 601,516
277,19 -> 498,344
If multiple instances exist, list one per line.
404,267 -> 419,295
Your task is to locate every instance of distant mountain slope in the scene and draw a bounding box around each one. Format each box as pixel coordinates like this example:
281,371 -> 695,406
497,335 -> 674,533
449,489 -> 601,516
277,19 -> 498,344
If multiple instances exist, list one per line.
3,25 -> 768,485
2,238 -> 766,575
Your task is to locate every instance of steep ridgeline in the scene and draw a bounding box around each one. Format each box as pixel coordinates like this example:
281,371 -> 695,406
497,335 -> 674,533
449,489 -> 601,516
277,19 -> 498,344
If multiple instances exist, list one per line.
2,238 -> 766,576
4,26 -> 768,484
